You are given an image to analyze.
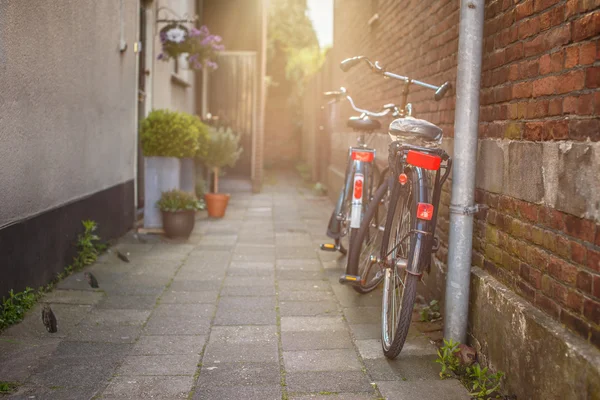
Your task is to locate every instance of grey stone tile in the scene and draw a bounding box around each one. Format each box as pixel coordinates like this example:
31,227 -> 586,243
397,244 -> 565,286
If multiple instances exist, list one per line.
279,290 -> 336,302
279,301 -> 340,317
193,384 -> 281,400
2,304 -> 91,339
143,304 -> 214,335
290,395 -> 378,400
0,337 -> 61,381
214,296 -> 276,325
102,375 -> 193,399
355,339 -> 385,360
65,324 -> 142,343
234,244 -> 276,255
11,384 -> 100,399
276,246 -> 319,259
364,355 -> 441,381
281,331 -> 353,351
78,308 -> 151,326
41,289 -> 105,305
278,280 -> 330,292
169,280 -> 222,292
281,316 -> 347,332
332,286 -> 382,307
276,259 -> 322,271
223,276 -> 274,288
231,253 -> 276,262
132,335 -> 206,355
343,307 -> 381,324
196,362 -> 280,386
221,285 -> 276,297
375,379 -> 470,399
160,290 -> 219,304
349,324 -> 381,340
286,371 -> 373,393
96,295 -> 158,310
101,284 -> 165,297
228,261 -> 275,277
203,326 -> 278,363
117,354 -> 200,376
277,269 -> 327,280
283,349 -> 362,372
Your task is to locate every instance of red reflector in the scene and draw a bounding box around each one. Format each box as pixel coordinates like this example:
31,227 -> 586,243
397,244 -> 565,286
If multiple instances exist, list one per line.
406,151 -> 441,170
417,203 -> 434,220
352,151 -> 375,162
353,174 -> 364,199
398,173 -> 408,185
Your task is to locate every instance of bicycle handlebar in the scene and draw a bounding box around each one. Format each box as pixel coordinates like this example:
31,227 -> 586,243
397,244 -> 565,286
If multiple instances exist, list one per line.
339,56 -> 452,101
323,87 -> 395,118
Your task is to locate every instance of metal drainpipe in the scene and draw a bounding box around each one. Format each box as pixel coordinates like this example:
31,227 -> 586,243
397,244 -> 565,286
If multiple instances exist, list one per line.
444,0 -> 485,344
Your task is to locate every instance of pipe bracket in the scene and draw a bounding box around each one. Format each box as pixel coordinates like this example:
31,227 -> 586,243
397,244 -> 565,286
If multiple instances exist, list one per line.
449,203 -> 488,215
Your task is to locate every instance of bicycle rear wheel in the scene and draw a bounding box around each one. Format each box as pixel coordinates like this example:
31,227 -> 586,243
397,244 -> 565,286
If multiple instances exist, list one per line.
380,169 -> 423,359
346,169 -> 390,294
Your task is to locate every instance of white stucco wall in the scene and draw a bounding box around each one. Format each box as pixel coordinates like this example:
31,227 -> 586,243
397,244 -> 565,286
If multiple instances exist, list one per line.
0,0 -> 139,228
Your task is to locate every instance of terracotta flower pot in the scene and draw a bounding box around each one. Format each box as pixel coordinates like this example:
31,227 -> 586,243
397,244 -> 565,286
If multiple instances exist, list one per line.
161,210 -> 196,239
205,193 -> 230,218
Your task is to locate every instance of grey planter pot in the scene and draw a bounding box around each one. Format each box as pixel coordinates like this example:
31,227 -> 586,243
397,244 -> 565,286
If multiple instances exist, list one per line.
144,156 -> 181,228
180,158 -> 196,194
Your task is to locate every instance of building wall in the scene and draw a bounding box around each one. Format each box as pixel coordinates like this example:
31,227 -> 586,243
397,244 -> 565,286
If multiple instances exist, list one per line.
0,0 -> 139,229
304,0 -> 600,394
0,0 -> 139,296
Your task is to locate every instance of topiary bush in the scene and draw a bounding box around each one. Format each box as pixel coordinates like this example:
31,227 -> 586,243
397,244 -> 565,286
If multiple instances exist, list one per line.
200,126 -> 243,193
140,109 -> 201,158
157,189 -> 204,212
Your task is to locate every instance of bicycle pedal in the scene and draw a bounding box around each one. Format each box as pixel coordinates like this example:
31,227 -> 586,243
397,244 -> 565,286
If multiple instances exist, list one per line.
320,243 -> 339,252
339,274 -> 363,285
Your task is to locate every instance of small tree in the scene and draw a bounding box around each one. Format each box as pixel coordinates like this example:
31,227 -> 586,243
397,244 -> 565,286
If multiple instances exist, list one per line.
201,127 -> 243,193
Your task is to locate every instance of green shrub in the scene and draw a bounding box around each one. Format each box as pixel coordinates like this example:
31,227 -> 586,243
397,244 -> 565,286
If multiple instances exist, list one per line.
140,109 -> 200,158
157,189 -> 204,212
190,115 -> 211,159
0,288 -> 36,330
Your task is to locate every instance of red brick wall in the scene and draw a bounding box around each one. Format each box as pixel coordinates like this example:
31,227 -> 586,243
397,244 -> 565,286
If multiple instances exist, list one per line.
327,0 -> 600,348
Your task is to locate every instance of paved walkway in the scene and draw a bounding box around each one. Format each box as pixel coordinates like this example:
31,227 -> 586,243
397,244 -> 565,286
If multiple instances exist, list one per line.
0,172 -> 469,399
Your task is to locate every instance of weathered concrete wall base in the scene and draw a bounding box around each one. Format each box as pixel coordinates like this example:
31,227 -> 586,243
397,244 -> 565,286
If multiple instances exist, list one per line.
469,267 -> 600,400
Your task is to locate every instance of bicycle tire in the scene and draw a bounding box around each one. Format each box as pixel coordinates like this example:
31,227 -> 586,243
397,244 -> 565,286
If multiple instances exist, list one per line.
347,179 -> 389,294
380,167 -> 426,359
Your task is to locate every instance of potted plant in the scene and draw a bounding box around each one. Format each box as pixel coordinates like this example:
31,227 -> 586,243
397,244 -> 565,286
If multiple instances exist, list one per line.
140,109 -> 200,228
180,114 -> 210,194
158,24 -> 224,70
201,126 -> 243,218
157,190 -> 204,239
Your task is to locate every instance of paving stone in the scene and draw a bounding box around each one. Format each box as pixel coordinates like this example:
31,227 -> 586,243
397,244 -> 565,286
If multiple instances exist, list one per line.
290,394 -> 378,400
348,324 -> 381,340
196,362 -> 280,386
0,337 -> 61,381
118,354 -> 200,375
2,303 -> 92,339
214,296 -> 276,325
221,284 -> 277,297
234,244 -> 276,254
132,335 -> 206,355
281,330 -> 354,351
223,276 -> 274,288
102,375 -> 193,399
375,379 -> 470,399
160,290 -> 219,304
276,259 -> 322,271
279,301 -> 340,317
275,232 -> 313,246
193,384 -> 281,400
276,246 -> 319,259
203,326 -> 278,363
277,269 -> 327,280
343,307 -> 381,325
144,304 -> 214,335
231,253 -> 276,262
175,268 -> 227,281
11,384 -> 100,399
279,280 -> 330,292
363,355 -> 441,381
281,316 -> 346,332
65,324 -> 142,343
196,234 -> 238,246
96,294 -> 159,310
333,286 -> 382,308
279,290 -> 336,302
286,371 -> 373,393
283,349 -> 362,371
101,284 -> 165,297
169,280 -> 222,292
41,289 -> 105,305
79,308 -> 151,326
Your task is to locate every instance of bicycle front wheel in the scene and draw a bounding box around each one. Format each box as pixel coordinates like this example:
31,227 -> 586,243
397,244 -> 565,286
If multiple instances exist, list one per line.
380,170 -> 422,359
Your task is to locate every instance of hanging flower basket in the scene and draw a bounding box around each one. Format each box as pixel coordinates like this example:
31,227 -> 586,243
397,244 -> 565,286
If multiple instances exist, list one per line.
158,24 -> 224,70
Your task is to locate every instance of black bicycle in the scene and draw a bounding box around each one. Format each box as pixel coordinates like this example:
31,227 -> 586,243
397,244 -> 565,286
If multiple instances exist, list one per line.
341,56 -> 453,358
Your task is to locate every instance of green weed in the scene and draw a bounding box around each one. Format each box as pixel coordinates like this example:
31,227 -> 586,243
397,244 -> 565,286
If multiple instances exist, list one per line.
466,363 -> 504,399
420,299 -> 441,322
0,288 -> 36,330
0,381 -> 19,393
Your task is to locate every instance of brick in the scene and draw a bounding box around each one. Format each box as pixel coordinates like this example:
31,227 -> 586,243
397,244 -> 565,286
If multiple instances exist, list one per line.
583,298 -> 600,322
532,226 -> 545,245
543,120 -> 569,140
527,246 -> 549,270
539,50 -> 564,74
532,75 -> 558,96
565,0 -> 578,18
524,121 -> 544,140
579,41 -> 597,65
506,42 -> 524,62
518,17 -> 541,39
472,251 -> 484,268
566,290 -> 584,312
556,235 -> 572,259
517,200 -> 539,222
548,98 -> 562,115
529,266 -> 543,289
569,119 -> 600,141
540,5 -> 566,30
565,45 -> 580,68
535,293 -> 561,318
571,241 -> 587,264
594,275 -> 600,299
516,279 -> 536,303
527,100 -> 549,118
592,328 -> 600,349
543,231 -> 559,253
596,225 -> 600,246
534,0 -> 560,12
573,11 -> 600,42
508,64 -> 520,81
561,311 -> 591,339
586,66 -> 600,88
512,81 -> 533,98
503,252 -> 520,274
520,59 -> 540,79
563,94 -> 594,115
486,225 -> 500,245
589,248 -> 600,273
564,214 -> 596,242
556,69 -> 586,94
504,122 -> 523,139
548,257 -> 578,284
540,206 -> 565,230
576,270 -> 593,294
543,23 -> 572,51
516,0 -> 535,20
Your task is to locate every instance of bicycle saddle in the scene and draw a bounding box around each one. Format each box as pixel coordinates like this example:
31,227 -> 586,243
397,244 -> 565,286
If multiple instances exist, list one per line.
388,117 -> 442,145
347,115 -> 381,132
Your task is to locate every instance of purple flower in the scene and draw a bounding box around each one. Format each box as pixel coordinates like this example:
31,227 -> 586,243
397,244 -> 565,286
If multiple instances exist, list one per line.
189,27 -> 201,37
206,60 -> 218,70
157,53 -> 164,60
159,31 -> 167,44
199,25 -> 209,36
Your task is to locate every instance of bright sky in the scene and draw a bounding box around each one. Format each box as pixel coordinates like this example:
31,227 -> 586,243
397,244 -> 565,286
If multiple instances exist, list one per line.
306,0 -> 333,48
